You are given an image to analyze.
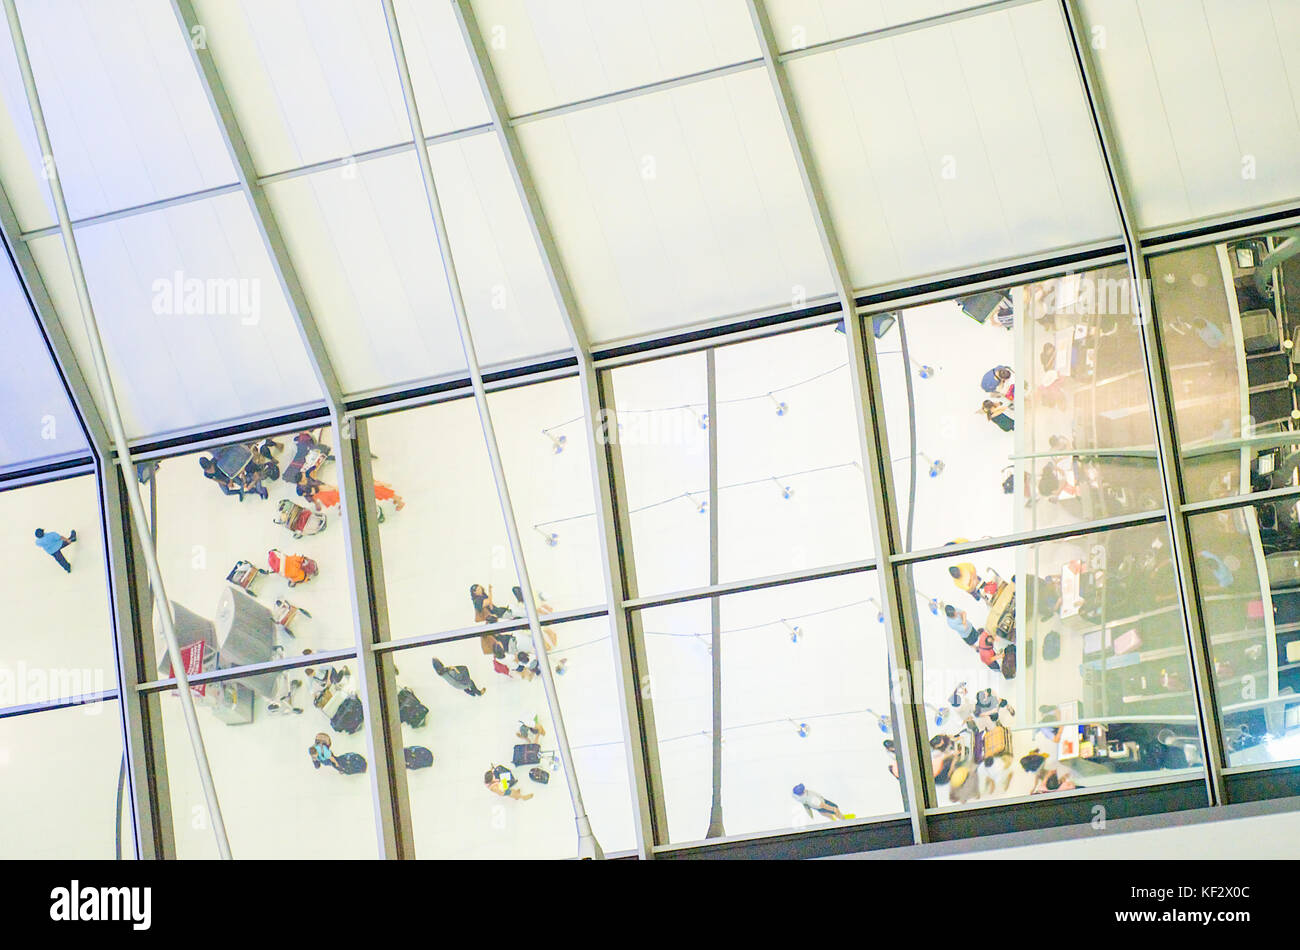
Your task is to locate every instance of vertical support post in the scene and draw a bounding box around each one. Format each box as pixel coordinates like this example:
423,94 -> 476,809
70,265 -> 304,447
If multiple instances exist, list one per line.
171,0 -> 413,854
336,416 -> 414,856
1057,0 -> 1227,805
747,0 -> 931,842
705,350 -> 724,839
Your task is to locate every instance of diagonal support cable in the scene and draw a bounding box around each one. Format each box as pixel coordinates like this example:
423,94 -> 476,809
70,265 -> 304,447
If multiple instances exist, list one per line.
1,0 -> 231,859
381,0 -> 602,859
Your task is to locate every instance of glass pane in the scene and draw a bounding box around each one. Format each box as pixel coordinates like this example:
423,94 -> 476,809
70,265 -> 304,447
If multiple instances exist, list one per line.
0,475 -> 116,694
610,325 -> 874,597
487,376 -> 607,611
28,193 -> 324,441
464,0 -> 758,117
905,521 -> 1202,808
637,573 -> 905,843
157,677 -> 377,859
368,398 -> 520,639
151,431 -> 357,673
384,617 -> 635,858
517,68 -> 832,345
786,1 -> 1117,289
0,258 -> 88,471
1150,230 -> 1300,505
0,699 -> 127,858
1188,500 -> 1300,768
880,263 -> 1162,552
10,0 -> 237,221
1078,0 -> 1300,231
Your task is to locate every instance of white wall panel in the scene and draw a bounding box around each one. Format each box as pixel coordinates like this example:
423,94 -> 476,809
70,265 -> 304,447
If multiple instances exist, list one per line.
518,69 -> 833,345
30,193 -> 322,440
1080,0 -> 1300,230
787,0 -> 1118,289
467,0 -> 759,117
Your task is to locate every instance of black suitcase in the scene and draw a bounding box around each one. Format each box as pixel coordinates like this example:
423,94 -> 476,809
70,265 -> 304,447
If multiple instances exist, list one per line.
331,695 -> 365,734
335,752 -> 367,775
404,746 -> 434,770
528,767 -> 549,784
512,743 -> 541,766
397,687 -> 428,728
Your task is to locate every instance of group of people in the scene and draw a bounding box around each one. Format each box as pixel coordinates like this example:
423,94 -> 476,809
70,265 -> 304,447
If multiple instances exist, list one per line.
980,364 -> 1015,433
485,715 -> 550,802
199,436 -> 285,501
946,563 -> 1016,677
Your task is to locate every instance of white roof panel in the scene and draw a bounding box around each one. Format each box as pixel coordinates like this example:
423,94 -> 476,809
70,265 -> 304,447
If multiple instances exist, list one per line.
765,0 -> 992,53
1079,0 -> 1300,230
9,0 -> 237,221
787,0 -> 1118,289
30,192 -> 322,440
467,0 -> 759,117
518,68 -> 833,346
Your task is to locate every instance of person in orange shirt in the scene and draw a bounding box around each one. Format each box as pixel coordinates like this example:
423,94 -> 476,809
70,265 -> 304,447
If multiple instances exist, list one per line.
301,481 -> 404,512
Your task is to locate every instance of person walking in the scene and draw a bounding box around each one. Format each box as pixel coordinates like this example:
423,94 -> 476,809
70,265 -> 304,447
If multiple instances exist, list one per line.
34,527 -> 76,573
792,783 -> 850,820
432,657 -> 486,697
944,603 -> 981,646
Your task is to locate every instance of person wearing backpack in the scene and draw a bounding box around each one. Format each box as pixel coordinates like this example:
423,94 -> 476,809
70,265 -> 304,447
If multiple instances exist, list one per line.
308,733 -> 340,771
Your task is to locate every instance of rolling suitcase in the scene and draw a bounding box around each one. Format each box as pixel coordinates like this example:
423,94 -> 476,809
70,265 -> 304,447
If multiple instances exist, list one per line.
404,746 -> 434,770
331,694 -> 365,734
512,743 -> 541,766
397,687 -> 429,728
979,724 -> 1011,760
528,767 -> 549,784
335,752 -> 367,775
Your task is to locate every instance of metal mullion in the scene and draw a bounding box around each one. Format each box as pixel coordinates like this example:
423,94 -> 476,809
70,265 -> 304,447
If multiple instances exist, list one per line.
748,0 -> 930,845
0,690 -> 118,719
384,0 -> 602,859
623,558 -> 879,611
891,509 -> 1169,566
98,463 -> 171,859
171,0 -> 410,857
1181,485 -> 1300,518
777,0 -> 1040,62
136,648 -> 358,695
1058,0 -> 1227,805
18,181 -> 244,241
452,0 -> 667,856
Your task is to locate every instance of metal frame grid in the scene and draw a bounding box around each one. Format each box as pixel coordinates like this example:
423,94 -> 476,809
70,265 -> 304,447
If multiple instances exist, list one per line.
0,0 -> 1297,859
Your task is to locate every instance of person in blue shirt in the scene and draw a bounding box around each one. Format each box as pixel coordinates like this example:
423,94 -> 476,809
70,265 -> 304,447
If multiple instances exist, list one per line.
944,603 -> 981,646
308,733 -> 340,771
34,527 -> 76,573
980,365 -> 1013,396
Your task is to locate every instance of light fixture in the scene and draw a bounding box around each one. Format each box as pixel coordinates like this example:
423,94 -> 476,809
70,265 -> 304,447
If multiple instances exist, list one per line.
918,452 -> 944,478
796,721 -> 810,738
768,393 -> 789,416
543,428 -> 567,454
866,597 -> 884,623
770,476 -> 794,500
687,407 -> 709,429
783,620 -> 802,643
534,526 -> 559,546
916,364 -> 936,379
683,492 -> 707,514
